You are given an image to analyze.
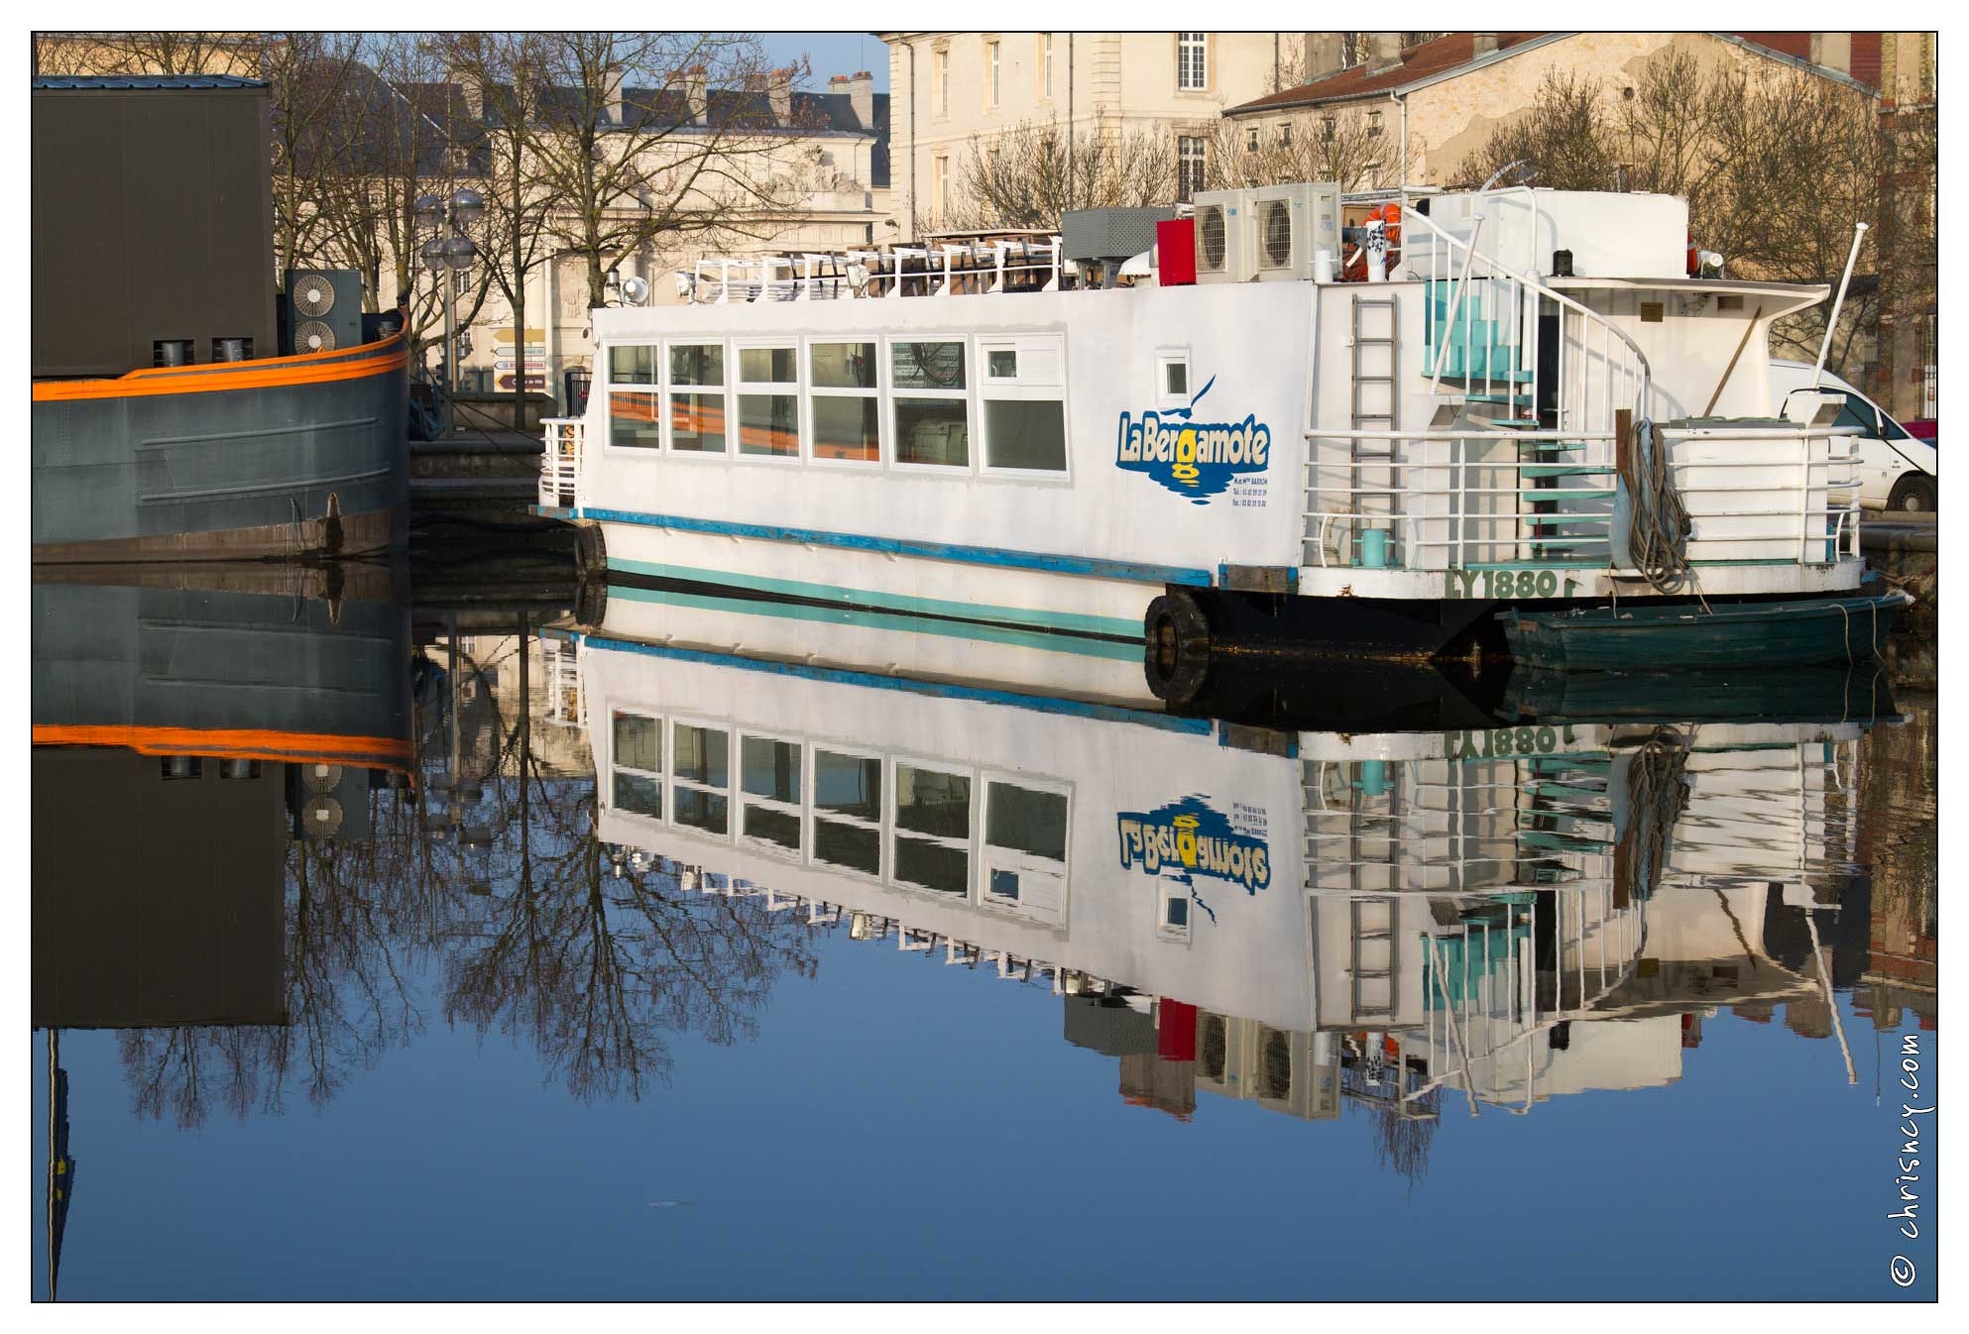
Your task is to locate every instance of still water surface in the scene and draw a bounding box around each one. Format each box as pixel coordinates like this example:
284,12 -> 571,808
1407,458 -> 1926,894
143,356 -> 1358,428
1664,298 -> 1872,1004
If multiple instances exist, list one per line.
31,568 -> 1937,1301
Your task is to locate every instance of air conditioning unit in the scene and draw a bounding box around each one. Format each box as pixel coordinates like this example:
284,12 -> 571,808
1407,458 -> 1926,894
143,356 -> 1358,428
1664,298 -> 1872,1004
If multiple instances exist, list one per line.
1191,188 -> 1257,284
1252,182 -> 1343,281
281,269 -> 365,355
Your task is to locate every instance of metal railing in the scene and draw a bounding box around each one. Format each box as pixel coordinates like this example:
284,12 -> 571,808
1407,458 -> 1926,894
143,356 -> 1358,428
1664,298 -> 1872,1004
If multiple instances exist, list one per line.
540,417 -> 582,510
1303,423 -> 1860,572
684,238 -> 1063,304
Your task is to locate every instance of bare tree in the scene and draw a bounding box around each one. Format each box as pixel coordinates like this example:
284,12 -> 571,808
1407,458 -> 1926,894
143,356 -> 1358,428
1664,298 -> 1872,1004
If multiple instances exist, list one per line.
944,116 -> 1176,231
1205,112 -> 1395,192
524,33 -> 813,310
34,31 -> 268,77
1452,69 -> 1622,194
431,32 -> 560,428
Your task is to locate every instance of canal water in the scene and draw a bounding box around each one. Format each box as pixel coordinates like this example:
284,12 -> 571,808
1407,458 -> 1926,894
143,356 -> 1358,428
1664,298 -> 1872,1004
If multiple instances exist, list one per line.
31,551 -> 1937,1302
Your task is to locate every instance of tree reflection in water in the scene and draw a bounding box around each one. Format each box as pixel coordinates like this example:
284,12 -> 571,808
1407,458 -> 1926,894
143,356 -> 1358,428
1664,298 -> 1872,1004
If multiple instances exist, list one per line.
115,629 -> 820,1126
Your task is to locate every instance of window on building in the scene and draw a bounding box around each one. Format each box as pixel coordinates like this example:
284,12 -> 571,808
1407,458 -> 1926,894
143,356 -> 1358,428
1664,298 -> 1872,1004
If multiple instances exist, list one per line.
892,340 -> 968,467
808,341 -> 879,462
1177,134 -> 1207,203
668,343 -> 725,453
1322,116 -> 1336,143
814,748 -> 883,875
1367,109 -> 1383,137
935,47 -> 949,117
606,344 -> 661,449
671,722 -> 730,835
612,712 -> 663,817
1246,125 -> 1259,152
1279,121 -> 1293,148
1042,33 -> 1054,98
986,39 -> 1000,107
1177,32 -> 1207,90
933,153 -> 950,219
894,763 -> 971,896
736,345 -> 799,457
738,734 -> 803,854
978,335 -> 1067,472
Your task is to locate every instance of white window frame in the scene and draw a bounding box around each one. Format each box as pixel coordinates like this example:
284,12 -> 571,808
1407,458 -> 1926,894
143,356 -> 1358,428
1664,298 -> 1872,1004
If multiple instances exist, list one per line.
934,46 -> 950,118
607,709 -> 664,820
887,335 -> 972,471
602,342 -> 663,453
668,716 -> 734,840
663,338 -> 731,460
1177,134 -> 1207,203
1041,33 -> 1054,100
808,742 -> 887,880
806,338 -> 884,469
732,338 -> 804,463
736,730 -> 805,858
986,38 -> 1000,108
1279,120 -> 1293,148
1157,347 -> 1192,409
1246,124 -> 1259,152
978,772 -> 1071,924
889,757 -> 975,899
1177,33 -> 1208,91
976,333 -> 1071,478
1158,882 -> 1195,944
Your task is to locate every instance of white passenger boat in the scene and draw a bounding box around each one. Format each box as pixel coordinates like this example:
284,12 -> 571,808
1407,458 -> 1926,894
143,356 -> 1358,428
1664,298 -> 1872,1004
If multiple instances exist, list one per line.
543,184 -> 1891,687
561,624 -> 1888,1117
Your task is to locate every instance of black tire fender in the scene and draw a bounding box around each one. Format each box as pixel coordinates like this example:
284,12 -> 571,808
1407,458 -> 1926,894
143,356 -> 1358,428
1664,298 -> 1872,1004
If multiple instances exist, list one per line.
1143,590 -> 1212,706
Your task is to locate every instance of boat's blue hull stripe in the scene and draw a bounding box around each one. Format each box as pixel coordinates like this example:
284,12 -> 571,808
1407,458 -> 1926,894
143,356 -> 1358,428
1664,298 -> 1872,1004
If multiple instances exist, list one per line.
567,629 -> 1211,734
575,507 -> 1215,588
610,582 -> 1144,661
606,556 -> 1144,640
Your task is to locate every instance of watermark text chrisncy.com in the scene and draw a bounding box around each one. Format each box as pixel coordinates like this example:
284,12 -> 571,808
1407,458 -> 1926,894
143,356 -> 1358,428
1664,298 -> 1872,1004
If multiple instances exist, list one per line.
1886,1033 -> 1931,1289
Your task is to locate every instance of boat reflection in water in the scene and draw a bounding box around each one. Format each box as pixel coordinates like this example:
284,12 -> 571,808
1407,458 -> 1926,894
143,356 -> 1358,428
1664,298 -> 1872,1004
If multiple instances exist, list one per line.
568,615 -> 1897,1129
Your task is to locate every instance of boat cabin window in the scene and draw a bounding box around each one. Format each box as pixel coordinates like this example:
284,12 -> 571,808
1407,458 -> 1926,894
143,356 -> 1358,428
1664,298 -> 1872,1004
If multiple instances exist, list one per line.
980,335 -> 1067,472
606,344 -> 662,449
669,343 -> 726,453
813,748 -> 883,876
1159,887 -> 1193,942
1163,357 -> 1189,398
892,340 -> 970,467
671,722 -> 731,834
980,779 -> 1069,919
893,763 -> 971,895
736,344 -> 800,458
611,712 -> 663,817
809,341 -> 881,463
739,734 -> 803,853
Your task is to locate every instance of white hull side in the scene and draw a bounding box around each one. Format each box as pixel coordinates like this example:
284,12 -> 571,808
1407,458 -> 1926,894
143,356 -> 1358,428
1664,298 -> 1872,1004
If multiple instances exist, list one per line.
592,518 -> 1162,705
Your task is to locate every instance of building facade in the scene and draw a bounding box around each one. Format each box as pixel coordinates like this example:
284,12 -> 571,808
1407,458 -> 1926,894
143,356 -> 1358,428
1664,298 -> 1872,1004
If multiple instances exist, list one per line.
880,31 -> 1318,236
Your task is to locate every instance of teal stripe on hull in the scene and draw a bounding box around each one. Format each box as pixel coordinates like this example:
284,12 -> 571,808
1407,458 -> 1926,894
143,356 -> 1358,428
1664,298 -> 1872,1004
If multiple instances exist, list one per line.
611,582 -> 1146,660
1500,591 -> 1909,670
568,629 -> 1209,734
579,506 -> 1214,587
607,556 -> 1144,641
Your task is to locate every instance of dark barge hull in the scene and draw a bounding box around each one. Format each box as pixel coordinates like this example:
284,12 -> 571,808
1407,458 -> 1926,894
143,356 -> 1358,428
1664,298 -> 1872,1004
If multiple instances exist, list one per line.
31,333 -> 409,563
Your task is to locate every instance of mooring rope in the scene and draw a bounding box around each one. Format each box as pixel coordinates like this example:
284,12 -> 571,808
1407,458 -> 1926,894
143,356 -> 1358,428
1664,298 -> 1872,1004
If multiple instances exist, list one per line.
1627,419 -> 1694,595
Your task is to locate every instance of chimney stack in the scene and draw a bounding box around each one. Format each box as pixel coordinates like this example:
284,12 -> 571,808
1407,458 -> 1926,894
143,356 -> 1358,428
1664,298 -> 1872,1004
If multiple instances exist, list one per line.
1471,33 -> 1499,59
1301,32 -> 1348,83
849,70 -> 874,131
603,63 -> 624,125
1366,33 -> 1403,74
769,66 -> 793,126
684,65 -> 707,125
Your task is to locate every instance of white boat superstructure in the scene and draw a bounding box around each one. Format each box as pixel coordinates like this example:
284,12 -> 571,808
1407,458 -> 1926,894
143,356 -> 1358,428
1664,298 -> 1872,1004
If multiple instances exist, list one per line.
569,627 -> 1878,1118
544,185 -> 1867,668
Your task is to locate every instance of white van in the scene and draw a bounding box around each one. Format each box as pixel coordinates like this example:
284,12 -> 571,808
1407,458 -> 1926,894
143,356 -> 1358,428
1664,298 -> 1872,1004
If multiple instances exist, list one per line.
1771,361 -> 1937,511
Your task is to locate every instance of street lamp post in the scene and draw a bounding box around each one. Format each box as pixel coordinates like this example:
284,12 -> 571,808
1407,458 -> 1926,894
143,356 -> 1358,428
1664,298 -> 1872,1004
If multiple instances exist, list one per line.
415,188 -> 484,396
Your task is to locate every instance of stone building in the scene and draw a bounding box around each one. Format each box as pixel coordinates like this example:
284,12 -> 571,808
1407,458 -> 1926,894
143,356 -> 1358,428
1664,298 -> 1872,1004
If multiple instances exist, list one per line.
878,32 -> 1342,234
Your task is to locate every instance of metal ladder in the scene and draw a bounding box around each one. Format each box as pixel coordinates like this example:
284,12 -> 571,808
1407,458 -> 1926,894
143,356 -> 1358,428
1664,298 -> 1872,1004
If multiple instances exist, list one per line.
1350,897 -> 1397,1017
1350,293 -> 1400,561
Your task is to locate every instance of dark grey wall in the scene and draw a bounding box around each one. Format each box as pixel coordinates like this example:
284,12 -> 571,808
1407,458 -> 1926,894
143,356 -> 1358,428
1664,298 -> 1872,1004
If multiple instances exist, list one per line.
33,747 -> 288,1029
32,86 -> 277,377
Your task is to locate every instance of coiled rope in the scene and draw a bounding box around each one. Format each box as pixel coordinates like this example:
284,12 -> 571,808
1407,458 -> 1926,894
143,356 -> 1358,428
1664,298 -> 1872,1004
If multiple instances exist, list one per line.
1626,419 -> 1694,595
